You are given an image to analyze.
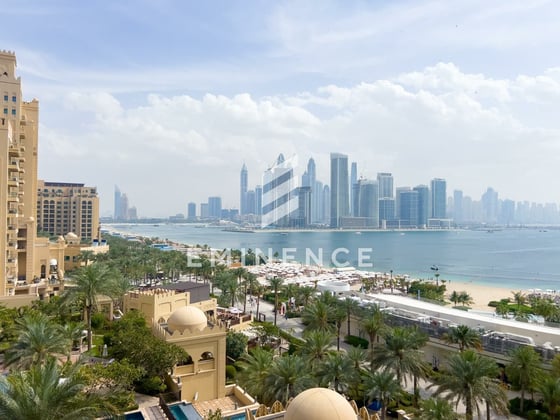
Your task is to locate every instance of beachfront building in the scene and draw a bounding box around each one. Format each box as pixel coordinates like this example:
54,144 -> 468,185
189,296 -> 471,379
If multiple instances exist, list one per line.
330,152 -> 349,228
0,50 -> 69,305
36,180 -> 100,241
261,154 -> 298,228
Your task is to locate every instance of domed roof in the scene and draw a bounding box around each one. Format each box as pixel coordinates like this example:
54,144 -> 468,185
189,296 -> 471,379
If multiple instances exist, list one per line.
167,306 -> 207,334
285,388 -> 356,420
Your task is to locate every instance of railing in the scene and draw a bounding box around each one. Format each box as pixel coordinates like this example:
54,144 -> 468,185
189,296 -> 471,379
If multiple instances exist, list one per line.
385,312 -> 560,362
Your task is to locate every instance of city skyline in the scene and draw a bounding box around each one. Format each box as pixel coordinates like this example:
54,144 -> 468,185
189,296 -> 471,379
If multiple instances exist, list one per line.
4,1 -> 560,216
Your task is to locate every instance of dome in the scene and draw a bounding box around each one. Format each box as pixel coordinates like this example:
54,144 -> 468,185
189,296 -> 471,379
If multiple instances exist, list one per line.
285,388 -> 356,420
167,306 -> 207,334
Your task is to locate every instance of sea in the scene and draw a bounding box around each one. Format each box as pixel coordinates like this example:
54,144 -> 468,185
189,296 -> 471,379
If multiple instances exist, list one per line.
104,224 -> 560,291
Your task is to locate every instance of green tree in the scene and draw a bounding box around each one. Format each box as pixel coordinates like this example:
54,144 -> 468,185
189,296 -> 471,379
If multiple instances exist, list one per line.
64,263 -> 119,351
302,300 -> 333,333
372,326 -> 429,407
539,376 -> 560,420
236,347 -> 274,403
512,290 -> 527,312
264,354 -> 314,405
506,346 -> 542,414
315,352 -> 358,394
299,330 -> 334,368
340,297 -> 360,337
0,358 -> 115,419
449,291 -> 460,306
108,311 -> 189,381
457,291 -> 474,307
431,350 -> 508,420
226,330 -> 248,361
361,304 -> 386,357
363,369 -> 402,420
443,325 -> 482,352
268,276 -> 284,327
495,301 -> 510,318
5,312 -> 71,369
417,398 -> 457,420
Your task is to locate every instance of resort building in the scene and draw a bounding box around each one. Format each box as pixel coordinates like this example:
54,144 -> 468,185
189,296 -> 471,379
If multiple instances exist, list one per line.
36,180 -> 100,241
0,50 -> 68,305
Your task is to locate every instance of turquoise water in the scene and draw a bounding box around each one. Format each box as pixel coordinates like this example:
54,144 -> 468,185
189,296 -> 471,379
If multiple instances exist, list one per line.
168,402 -> 203,420
105,224 -> 560,290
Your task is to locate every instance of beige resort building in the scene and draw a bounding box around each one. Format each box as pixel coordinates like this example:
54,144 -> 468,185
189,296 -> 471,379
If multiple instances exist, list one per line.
0,50 -> 104,307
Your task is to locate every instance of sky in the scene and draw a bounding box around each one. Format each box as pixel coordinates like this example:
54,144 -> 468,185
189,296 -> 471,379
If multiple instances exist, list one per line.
4,0 -> 560,217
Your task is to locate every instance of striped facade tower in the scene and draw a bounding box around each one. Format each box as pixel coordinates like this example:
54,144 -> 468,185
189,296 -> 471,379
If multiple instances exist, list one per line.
261,154 -> 298,228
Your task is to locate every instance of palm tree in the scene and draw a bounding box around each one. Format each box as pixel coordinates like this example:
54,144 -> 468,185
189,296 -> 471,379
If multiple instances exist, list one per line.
77,250 -> 96,267
506,346 -> 542,414
417,398 -> 457,420
539,376 -> 560,420
299,330 -> 334,368
331,304 -> 347,351
316,352 -> 357,394
107,274 -> 132,313
302,299 -> 334,333
512,290 -> 527,312
4,312 -> 71,369
339,297 -> 360,337
253,284 -> 265,320
64,263 -> 118,351
442,324 -> 482,352
372,326 -> 429,407
297,286 -> 315,308
495,301 -> 510,318
268,276 -> 284,326
236,347 -> 274,403
361,304 -> 386,357
242,272 -> 257,314
449,291 -> 460,306
0,358 -> 114,419
264,354 -> 314,405
431,350 -> 508,420
457,291 -> 474,307
363,370 -> 402,420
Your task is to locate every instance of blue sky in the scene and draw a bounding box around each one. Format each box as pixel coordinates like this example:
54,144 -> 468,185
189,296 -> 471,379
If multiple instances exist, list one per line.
4,0 -> 560,216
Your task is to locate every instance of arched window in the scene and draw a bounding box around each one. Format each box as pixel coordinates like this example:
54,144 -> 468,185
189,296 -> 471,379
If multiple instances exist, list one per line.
200,351 -> 214,361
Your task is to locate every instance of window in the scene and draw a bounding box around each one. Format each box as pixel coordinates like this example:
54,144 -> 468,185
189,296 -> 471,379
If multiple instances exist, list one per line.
3,108 -> 7,115
3,95 -> 7,101
11,95 -> 16,102
11,108 -> 15,115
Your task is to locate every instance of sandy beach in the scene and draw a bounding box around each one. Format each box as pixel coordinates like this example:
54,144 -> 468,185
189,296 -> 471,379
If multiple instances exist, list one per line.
446,281 -> 520,311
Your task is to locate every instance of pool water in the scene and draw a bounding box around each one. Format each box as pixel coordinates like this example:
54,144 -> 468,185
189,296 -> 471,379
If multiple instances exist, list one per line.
124,412 -> 145,420
168,402 -> 203,420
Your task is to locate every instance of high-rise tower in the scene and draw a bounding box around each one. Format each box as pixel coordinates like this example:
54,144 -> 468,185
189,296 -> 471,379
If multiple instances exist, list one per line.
430,178 -> 447,219
262,154 -> 298,228
0,50 -> 65,299
350,162 -> 357,216
240,163 -> 248,215
330,153 -> 349,228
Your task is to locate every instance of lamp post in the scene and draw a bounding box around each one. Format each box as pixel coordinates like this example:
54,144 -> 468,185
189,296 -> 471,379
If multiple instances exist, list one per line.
390,270 -> 394,294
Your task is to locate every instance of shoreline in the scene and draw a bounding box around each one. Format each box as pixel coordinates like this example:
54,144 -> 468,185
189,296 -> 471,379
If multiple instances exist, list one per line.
103,225 -> 541,309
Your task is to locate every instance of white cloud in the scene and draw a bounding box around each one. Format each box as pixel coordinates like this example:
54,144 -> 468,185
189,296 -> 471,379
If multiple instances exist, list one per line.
36,62 -> 560,217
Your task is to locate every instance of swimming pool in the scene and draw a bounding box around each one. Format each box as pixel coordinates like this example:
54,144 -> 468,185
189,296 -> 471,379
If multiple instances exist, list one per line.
168,402 -> 203,420
124,411 -> 145,420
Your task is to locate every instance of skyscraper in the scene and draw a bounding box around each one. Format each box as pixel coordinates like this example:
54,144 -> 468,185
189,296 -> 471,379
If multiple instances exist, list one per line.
377,172 -> 394,199
262,154 -> 298,228
399,190 -> 419,227
255,185 -> 262,216
414,185 -> 430,228
350,162 -> 357,216
330,153 -> 349,228
481,187 -> 498,223
187,202 -> 196,220
395,186 -> 411,220
208,197 -> 222,219
240,163 -> 248,215
453,190 -> 463,224
357,179 -> 379,228
430,178 -> 447,219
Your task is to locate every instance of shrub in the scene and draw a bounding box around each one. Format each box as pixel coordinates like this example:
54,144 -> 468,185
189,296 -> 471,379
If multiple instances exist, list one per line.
344,335 -> 368,349
91,312 -> 107,329
226,365 -> 237,380
136,376 -> 166,395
